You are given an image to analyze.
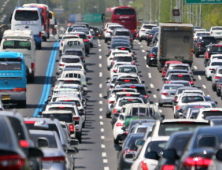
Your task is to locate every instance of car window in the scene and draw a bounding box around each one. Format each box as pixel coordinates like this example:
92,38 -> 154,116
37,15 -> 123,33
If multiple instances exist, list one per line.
164,86 -> 181,90
136,127 -> 147,133
8,117 -> 26,140
48,107 -> 75,113
211,62 -> 222,66
170,75 -> 191,81
145,141 -> 166,154
197,136 -> 216,148
171,66 -> 189,70
115,57 -> 132,62
131,108 -> 148,116
119,99 -> 142,106
31,134 -> 58,148
181,96 -> 204,103
119,67 -> 136,73
42,114 -> 73,123
201,37 -> 217,44
62,58 -> 80,63
170,135 -> 191,156
202,111 -> 222,118
64,73 -> 81,78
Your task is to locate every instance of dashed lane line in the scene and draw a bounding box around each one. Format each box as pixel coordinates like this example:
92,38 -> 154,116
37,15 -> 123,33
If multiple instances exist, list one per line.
100,121 -> 104,125
104,167 -> 109,170
153,94 -> 157,98
101,128 -> 104,132
101,144 -> 105,148
99,72 -> 102,77
100,108 -> 103,111
103,159 -> 108,163
99,63 -> 102,67
198,75 -> 201,80
142,50 -> 145,53
148,73 -> 152,78
99,93 -> 102,97
99,55 -> 102,59
144,56 -> 146,59
194,66 -> 197,70
100,84 -> 102,88
150,84 -> 154,88
102,152 -> 107,157
99,116 -> 103,119
101,136 -> 105,139
99,49 -> 101,52
99,101 -> 103,104
202,85 -> 206,88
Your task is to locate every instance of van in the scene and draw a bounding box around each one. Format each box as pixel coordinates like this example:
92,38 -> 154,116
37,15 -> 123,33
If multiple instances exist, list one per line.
0,52 -> 27,107
62,38 -> 85,54
10,6 -> 42,49
0,29 -> 36,82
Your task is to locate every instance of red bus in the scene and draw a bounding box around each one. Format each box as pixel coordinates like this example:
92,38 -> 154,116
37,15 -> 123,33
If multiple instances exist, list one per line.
104,6 -> 137,37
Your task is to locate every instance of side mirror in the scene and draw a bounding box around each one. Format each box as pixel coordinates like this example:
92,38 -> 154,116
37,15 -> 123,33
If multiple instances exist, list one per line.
149,101 -> 154,104
161,115 -> 165,119
70,139 -> 79,147
107,46 -> 110,49
107,43 -> 110,45
106,55 -> 109,57
215,101 -> 218,104
193,79 -> 196,81
163,148 -> 179,160
216,149 -> 222,161
135,139 -> 145,147
27,147 -> 44,158
145,151 -> 159,160
138,71 -> 141,73
146,50 -> 150,52
121,127 -> 126,131
56,72 -> 59,75
162,78 -> 167,81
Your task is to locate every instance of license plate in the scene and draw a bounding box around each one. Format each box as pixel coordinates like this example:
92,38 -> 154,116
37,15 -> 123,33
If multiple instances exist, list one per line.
2,95 -> 10,100
217,33 -> 221,34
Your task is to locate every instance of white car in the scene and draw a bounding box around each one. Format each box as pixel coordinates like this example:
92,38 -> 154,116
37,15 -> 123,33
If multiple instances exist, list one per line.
168,63 -> 193,76
210,54 -> 222,60
193,31 -> 210,41
111,65 -> 139,77
196,108 -> 222,120
110,62 -> 133,75
211,66 -> 222,91
104,24 -> 123,43
130,137 -> 169,170
138,24 -> 157,41
210,26 -> 222,39
59,34 -> 79,54
205,59 -> 222,80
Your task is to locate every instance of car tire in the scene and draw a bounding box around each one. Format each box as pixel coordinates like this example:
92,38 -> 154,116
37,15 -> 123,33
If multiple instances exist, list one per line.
206,76 -> 211,81
18,100 -> 26,108
82,121 -> 85,128
76,132 -> 82,143
105,38 -> 108,43
43,37 -> 47,42
139,38 -> 142,42
28,74 -> 35,83
212,84 -> 216,91
90,43 -> 93,48
195,52 -> 199,58
217,89 -> 221,96
114,138 -> 119,144
37,44 -> 41,50
159,103 -> 163,107
106,112 -> 111,118
147,42 -> 150,46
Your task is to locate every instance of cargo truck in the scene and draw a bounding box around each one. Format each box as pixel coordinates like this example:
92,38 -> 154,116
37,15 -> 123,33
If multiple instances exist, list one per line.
157,23 -> 194,72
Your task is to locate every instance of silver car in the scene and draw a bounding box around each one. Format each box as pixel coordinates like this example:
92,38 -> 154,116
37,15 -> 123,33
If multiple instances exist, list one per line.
30,130 -> 77,170
157,84 -> 184,107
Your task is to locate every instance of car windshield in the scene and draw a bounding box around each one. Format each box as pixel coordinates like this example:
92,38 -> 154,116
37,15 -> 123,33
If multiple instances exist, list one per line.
119,99 -> 142,106
136,127 -> 147,133
15,10 -> 39,21
202,37 -> 217,44
114,8 -> 135,15
42,114 -> 73,123
143,25 -> 156,29
158,122 -> 209,136
31,134 -> 57,148
115,57 -> 132,62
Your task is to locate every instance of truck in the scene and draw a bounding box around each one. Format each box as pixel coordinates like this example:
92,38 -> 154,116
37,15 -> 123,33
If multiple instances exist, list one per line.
157,23 -> 194,72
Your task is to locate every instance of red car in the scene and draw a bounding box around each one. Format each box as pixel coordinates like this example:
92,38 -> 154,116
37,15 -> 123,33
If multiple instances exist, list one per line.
162,61 -> 182,77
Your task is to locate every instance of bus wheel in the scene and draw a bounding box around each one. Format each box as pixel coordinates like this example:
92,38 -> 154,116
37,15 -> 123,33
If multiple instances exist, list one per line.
18,101 -> 26,108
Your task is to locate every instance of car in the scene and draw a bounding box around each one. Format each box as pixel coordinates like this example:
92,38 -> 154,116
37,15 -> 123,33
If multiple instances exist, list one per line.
157,84 -> 184,107
104,24 -> 124,43
174,86 -> 198,102
175,89 -> 205,103
112,28 -> 133,43
112,65 -> 139,77
194,35 -> 217,57
113,75 -> 142,87
138,24 -> 157,41
110,62 -> 134,76
167,63 -> 193,76
130,136 -> 169,170
193,31 -> 210,41
205,59 -> 222,80
210,26 -> 222,40
161,61 -> 182,76
164,69 -> 190,79
163,73 -> 195,86
196,108 -> 222,120
210,54 -> 222,60
204,44 -> 222,65
62,48 -> 86,62
146,46 -> 158,66
168,80 -> 192,87
59,34 -> 79,54
206,116 -> 222,126
62,63 -> 86,74
150,32 -> 158,46
211,66 -> 222,91
70,32 -> 90,54
30,130 -> 77,170
146,27 -> 159,46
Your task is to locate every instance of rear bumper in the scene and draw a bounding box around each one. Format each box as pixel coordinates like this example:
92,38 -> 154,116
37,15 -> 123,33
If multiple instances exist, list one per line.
0,92 -> 26,101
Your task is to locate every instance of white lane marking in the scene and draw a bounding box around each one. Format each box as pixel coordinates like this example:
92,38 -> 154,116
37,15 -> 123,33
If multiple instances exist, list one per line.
101,128 -> 104,132
100,84 -> 102,88
103,159 -> 108,163
99,49 -> 101,52
99,116 -> 103,119
99,72 -> 102,77
98,44 -> 101,46
146,65 -> 149,68
140,46 -> 143,48
104,167 -> 109,170
101,144 -> 105,148
99,63 -> 102,67
202,85 -> 206,89
153,94 -> 157,98
155,102 -> 159,105
100,108 -> 103,111
102,152 -> 107,157
101,136 -> 105,139
207,94 -> 210,96
148,73 -> 152,78
99,101 -> 103,104
194,66 -> 197,70
142,50 -> 145,53
159,109 -> 162,113
99,55 -> 102,59
144,56 -> 146,59
138,42 -> 141,44
99,93 -> 102,98
198,75 -> 201,80
150,84 -> 154,88
100,121 -> 104,125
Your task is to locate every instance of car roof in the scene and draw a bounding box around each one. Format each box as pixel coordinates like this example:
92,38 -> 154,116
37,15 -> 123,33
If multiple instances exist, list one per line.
29,129 -> 55,135
161,119 -> 209,123
61,55 -> 81,58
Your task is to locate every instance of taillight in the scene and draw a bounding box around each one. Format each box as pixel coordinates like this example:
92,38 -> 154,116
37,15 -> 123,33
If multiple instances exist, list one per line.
161,165 -> 175,170
113,69 -> 117,72
108,100 -> 114,103
176,105 -> 180,110
31,63 -> 35,71
148,35 -> 153,38
183,157 -> 212,167
84,39 -> 89,42
138,161 -> 148,170
116,123 -> 123,126
113,109 -> 118,114
145,95 -> 149,98
73,117 -> 80,122
89,35 -> 93,38
189,81 -> 194,85
42,156 -> 66,163
165,81 -> 170,84
106,31 -> 110,33
69,124 -> 74,132
215,76 -> 221,79
59,64 -> 64,66
131,61 -> 135,65
111,61 -> 115,65
61,41 -> 63,46
14,88 -> 26,92
205,52 -> 210,58
39,31 -> 42,37
161,92 -> 168,95
150,53 -> 155,57
0,155 -> 25,170
209,68 -> 215,70
197,43 -> 201,47
174,96 -> 178,101
19,140 -> 29,148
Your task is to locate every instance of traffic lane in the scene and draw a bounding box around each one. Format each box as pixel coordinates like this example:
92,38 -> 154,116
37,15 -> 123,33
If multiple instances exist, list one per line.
74,40 -> 106,170
12,39 -> 57,117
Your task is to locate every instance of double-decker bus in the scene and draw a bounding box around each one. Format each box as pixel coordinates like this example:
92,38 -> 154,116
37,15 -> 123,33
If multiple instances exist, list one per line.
103,6 -> 137,37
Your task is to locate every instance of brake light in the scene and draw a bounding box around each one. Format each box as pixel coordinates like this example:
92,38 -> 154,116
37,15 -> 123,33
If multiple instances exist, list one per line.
176,105 -> 180,110
65,100 -> 72,101
24,121 -> 35,124
128,99 -> 133,101
148,35 -> 153,38
122,90 -> 126,91
89,35 -> 93,38
39,31 -> 42,37
130,86 -> 136,88
69,124 -> 74,132
120,47 -> 126,50
189,81 -> 194,85
113,109 -> 118,114
214,45 -> 222,47
161,92 -> 168,95
138,161 -> 148,170
124,79 -> 131,82
59,106 -> 64,108
116,123 -> 123,126
0,155 -> 25,170
205,52 -> 210,58
165,81 -> 170,84
73,117 -> 80,121
108,100 -> 114,103
178,74 -> 183,77
31,63 -> 35,71
60,41 -> 63,46
84,39 -> 89,42
19,140 -> 29,148
150,53 -> 155,57
59,64 -> 64,66
215,76 -> 221,79
42,156 -> 66,163
211,110 -> 219,111
131,61 -> 135,65
106,31 -> 110,33
145,95 -> 149,98
111,61 -> 115,65
126,94 -> 131,96
14,88 -> 26,92
183,157 -> 212,167
113,69 -> 117,72
197,43 -> 201,47
161,165 -> 175,170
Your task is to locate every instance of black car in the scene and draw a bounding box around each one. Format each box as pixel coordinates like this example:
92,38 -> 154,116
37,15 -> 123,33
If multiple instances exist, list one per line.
150,32 -> 158,46
147,46 -> 158,66
117,133 -> 144,170
146,27 -> 159,46
216,77 -> 222,96
194,35 -> 217,57
156,131 -> 192,170
204,44 -> 222,65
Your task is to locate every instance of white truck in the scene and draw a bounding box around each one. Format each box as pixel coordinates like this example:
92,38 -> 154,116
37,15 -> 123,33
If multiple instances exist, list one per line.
157,23 -> 194,72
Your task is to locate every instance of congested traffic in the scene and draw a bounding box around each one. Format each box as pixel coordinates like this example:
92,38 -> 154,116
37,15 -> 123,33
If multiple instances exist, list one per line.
1,2 -> 222,170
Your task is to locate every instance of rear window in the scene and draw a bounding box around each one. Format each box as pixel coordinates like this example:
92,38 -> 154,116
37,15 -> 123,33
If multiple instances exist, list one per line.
15,10 -> 39,21
8,117 -> 25,140
109,26 -> 122,30
143,25 -> 156,29
158,122 -> 209,136
211,62 -> 222,66
3,40 -> 31,50
181,96 -> 204,103
64,51 -> 83,56
65,66 -> 82,70
145,141 -> 166,155
202,111 -> 222,119
48,107 -> 75,113
114,8 -> 135,15
31,134 -> 57,148
64,73 -> 81,78
170,75 -> 191,81
116,79 -> 139,85
201,37 -> 217,44
197,136 -> 216,148
0,58 -> 22,70
111,43 -> 130,48
151,47 -> 158,53
164,86 -> 182,90
115,31 -> 131,36
62,58 -> 80,63
212,27 -> 222,30
115,57 -> 132,62
170,135 -> 191,156
171,66 -> 189,70
119,67 -> 136,73
136,127 -> 147,133
132,108 -> 148,116
170,82 -> 189,86
57,100 -> 80,106
58,80 -> 81,85
119,99 -> 142,106
134,87 -> 146,95
42,114 -> 73,123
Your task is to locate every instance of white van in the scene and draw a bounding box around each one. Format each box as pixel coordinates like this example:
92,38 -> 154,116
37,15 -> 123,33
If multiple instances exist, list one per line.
0,29 -> 36,82
62,38 -> 85,54
11,6 -> 42,49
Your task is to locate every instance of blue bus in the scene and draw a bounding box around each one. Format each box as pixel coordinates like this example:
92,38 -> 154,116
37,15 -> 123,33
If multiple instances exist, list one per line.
0,52 -> 27,107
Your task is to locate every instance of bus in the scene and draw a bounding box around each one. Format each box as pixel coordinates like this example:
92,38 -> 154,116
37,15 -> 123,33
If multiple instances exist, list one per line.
103,6 -> 137,37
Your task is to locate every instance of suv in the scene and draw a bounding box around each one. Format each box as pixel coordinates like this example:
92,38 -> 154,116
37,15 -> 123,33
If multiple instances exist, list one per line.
71,32 -> 90,54
104,24 -> 123,43
138,24 -> 157,42
112,28 -> 133,43
194,35 -> 217,57
146,27 -> 159,46
204,44 -> 222,65
210,26 -> 222,40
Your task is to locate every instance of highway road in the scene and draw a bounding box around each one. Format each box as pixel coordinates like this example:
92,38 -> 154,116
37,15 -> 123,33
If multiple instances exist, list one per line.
16,37 -> 222,170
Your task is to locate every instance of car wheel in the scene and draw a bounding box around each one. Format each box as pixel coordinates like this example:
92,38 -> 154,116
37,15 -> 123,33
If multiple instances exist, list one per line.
159,103 -> 163,107
206,75 -> 211,81
82,121 -> 85,128
106,112 -> 111,118
212,84 -> 216,91
43,37 -> 47,42
114,138 -> 119,144
147,42 -> 150,46
18,100 -> 26,108
217,89 -> 221,96
195,52 -> 199,58
90,43 -> 93,48
139,38 -> 142,42
76,132 -> 82,143
105,39 -> 108,43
